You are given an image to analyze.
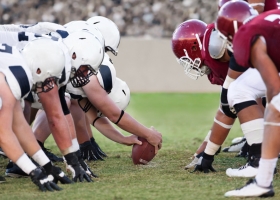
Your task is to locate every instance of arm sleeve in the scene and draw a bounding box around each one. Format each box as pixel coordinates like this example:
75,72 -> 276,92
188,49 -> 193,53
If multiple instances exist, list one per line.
59,85 -> 70,115
229,55 -> 248,72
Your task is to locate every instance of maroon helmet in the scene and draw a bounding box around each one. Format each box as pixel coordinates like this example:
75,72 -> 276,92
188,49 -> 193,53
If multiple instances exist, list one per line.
218,0 -> 232,10
171,19 -> 207,80
216,1 -> 258,52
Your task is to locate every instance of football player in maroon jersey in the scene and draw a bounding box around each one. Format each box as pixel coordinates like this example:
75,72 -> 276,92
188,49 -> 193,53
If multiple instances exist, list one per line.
172,19 -> 239,170
181,0 -> 277,171
216,1 -> 280,197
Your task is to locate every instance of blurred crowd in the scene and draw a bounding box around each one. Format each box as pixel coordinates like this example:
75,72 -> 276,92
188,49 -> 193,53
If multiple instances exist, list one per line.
0,0 -> 219,38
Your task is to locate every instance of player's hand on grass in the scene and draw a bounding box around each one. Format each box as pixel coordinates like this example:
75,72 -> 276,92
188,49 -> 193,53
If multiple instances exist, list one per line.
192,153 -> 216,173
64,152 -> 93,182
43,162 -> 72,184
80,140 -> 103,161
90,137 -> 107,157
30,167 -> 62,192
146,126 -> 162,154
76,150 -> 98,178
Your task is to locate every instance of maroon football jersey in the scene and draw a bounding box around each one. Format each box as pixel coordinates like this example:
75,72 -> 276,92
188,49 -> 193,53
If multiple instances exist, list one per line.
244,0 -> 277,11
263,0 -> 277,11
233,9 -> 280,71
201,23 -> 229,86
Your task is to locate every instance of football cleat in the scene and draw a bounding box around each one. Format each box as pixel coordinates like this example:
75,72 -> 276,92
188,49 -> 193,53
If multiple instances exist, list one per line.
42,147 -> 63,163
226,155 -> 260,177
226,163 -> 258,178
224,179 -> 274,197
222,137 -> 246,152
5,162 -> 29,178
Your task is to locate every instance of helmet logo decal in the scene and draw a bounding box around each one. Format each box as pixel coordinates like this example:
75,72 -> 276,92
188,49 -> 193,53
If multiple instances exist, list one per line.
195,33 -> 202,50
233,20 -> 238,34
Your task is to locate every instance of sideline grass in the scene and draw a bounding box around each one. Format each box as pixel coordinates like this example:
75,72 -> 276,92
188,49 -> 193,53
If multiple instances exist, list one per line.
0,93 -> 279,200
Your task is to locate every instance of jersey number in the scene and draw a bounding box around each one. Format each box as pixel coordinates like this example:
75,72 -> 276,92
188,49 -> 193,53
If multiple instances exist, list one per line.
0,44 -> 12,54
264,14 -> 280,22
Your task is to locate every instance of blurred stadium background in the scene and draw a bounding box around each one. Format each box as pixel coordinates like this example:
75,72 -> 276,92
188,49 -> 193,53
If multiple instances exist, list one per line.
1,0 -> 279,92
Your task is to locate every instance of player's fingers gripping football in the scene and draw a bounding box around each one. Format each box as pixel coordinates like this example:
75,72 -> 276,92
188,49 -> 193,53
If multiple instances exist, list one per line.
124,135 -> 142,146
147,126 -> 162,154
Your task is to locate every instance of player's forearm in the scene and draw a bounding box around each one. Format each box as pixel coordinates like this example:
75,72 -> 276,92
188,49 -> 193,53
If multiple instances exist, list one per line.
94,117 -> 127,144
116,112 -> 150,139
47,115 -> 73,153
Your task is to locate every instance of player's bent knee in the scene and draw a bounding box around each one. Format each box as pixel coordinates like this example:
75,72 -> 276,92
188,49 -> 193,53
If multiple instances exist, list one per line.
233,100 -> 257,114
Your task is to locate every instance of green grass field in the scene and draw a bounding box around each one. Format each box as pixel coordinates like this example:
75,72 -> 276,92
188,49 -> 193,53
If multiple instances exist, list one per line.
1,93 -> 279,200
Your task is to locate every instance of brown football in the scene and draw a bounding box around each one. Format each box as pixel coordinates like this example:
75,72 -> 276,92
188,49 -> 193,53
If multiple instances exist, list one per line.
132,137 -> 156,165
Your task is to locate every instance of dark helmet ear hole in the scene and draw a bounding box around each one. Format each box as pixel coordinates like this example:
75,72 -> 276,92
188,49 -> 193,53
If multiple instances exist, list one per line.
192,46 -> 197,51
72,52 -> 76,60
36,68 -> 41,74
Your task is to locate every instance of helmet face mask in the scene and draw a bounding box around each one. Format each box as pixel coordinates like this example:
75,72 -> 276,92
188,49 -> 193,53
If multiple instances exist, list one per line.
63,30 -> 105,88
171,19 -> 207,80
33,77 -> 58,94
177,49 -> 205,80
69,64 -> 97,88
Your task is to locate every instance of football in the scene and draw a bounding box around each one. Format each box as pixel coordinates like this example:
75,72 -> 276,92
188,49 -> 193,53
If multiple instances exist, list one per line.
132,137 -> 156,165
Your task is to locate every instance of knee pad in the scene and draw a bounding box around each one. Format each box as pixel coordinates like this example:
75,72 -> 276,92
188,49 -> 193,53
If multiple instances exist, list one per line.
264,94 -> 280,126
271,93 -> 280,112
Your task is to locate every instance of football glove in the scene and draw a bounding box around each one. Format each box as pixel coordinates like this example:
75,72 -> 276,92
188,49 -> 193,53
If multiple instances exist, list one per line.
42,162 -> 72,184
75,150 -> 98,178
91,137 -> 107,157
80,141 -> 104,161
30,167 -> 62,192
192,153 -> 216,173
64,152 -> 92,182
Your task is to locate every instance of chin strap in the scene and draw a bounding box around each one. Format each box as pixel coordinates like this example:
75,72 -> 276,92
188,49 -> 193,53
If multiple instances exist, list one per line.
78,98 -> 92,113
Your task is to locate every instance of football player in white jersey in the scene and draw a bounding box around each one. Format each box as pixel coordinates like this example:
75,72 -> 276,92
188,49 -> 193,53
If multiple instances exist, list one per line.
0,37 -> 72,191
0,29 -> 103,182
62,30 -> 162,154
30,19 -> 143,162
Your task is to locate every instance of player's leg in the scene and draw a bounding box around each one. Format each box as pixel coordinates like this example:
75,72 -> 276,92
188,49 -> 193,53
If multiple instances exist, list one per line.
33,109 -> 63,162
0,74 -> 37,178
225,98 -> 280,198
192,106 -> 235,172
70,99 -> 102,161
85,115 -> 107,157
226,68 -> 266,177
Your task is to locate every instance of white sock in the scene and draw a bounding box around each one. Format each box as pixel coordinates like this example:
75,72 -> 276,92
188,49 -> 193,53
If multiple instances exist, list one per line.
32,149 -> 50,166
255,158 -> 277,187
15,153 -> 37,175
204,140 -> 220,155
68,138 -> 79,152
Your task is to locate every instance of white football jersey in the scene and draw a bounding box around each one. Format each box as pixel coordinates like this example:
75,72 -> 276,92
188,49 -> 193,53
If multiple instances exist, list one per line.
0,31 -> 41,50
0,43 -> 32,100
